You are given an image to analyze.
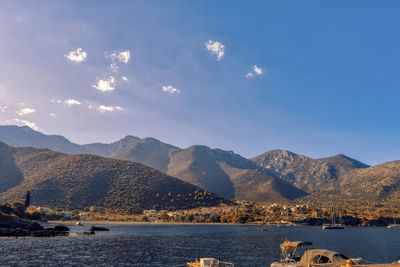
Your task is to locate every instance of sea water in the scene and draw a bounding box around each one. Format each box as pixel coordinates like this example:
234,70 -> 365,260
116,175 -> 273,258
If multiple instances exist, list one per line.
0,224 -> 399,266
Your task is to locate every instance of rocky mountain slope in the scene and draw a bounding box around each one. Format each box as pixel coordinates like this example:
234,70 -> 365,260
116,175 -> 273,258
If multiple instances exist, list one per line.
252,150 -> 369,194
339,161 -> 400,201
0,142 -> 229,214
166,146 -> 307,201
251,150 -> 400,203
113,138 -> 180,172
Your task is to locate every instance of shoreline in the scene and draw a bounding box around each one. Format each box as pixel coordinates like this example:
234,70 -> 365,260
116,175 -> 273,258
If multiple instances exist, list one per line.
46,220 -> 393,227
47,220 -> 254,226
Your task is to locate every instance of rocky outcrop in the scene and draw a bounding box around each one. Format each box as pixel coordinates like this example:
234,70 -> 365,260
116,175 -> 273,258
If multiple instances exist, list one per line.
0,213 -> 69,237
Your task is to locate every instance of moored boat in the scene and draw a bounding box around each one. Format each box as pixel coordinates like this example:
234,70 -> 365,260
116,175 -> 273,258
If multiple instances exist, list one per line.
322,224 -> 345,230
270,240 -> 400,267
187,258 -> 234,267
387,212 -> 400,228
271,240 -> 312,267
323,204 -> 345,230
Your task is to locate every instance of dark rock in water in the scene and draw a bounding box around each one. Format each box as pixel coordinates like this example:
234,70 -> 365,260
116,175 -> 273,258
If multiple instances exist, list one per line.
30,229 -> 69,237
78,231 -> 95,236
0,213 -> 69,237
54,225 -> 70,232
0,227 -> 29,237
90,226 -> 109,231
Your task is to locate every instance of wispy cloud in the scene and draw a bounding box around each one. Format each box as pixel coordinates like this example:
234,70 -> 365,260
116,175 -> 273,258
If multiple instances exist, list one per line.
97,105 -> 123,113
14,118 -> 40,131
0,106 -> 7,113
205,40 -> 225,61
16,107 -> 36,116
50,113 -> 55,117
93,76 -> 116,92
107,50 -> 131,72
162,85 -> 180,94
64,99 -> 81,106
246,65 -> 264,78
65,48 -> 87,63
121,76 -> 129,82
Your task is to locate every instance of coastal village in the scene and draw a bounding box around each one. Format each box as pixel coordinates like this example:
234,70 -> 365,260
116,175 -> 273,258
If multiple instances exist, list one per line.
20,200 -> 399,227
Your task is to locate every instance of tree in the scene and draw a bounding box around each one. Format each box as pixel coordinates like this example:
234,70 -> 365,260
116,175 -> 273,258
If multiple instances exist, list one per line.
24,191 -> 31,207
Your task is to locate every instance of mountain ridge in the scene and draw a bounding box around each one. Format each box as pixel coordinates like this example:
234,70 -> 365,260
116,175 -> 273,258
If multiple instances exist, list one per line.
0,125 -> 309,203
2,125 -> 400,204
0,141 -> 230,213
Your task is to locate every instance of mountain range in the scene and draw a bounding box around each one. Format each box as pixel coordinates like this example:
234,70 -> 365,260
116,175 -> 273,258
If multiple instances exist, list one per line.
0,125 -> 307,202
1,125 -> 400,206
0,141 -> 229,213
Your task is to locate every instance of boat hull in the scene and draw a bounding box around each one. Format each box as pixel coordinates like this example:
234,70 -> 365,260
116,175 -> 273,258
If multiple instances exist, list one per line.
271,262 -> 297,267
323,224 -> 345,230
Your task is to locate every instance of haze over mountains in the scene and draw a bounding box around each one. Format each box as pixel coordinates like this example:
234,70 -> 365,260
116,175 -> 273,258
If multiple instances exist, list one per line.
1,125 -> 400,205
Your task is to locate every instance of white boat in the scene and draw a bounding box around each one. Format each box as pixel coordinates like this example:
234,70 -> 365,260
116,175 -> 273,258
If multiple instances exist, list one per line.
271,241 -> 364,267
187,258 -> 234,267
270,241 -> 312,267
270,241 -> 400,267
387,211 -> 400,228
323,204 -> 345,230
322,224 -> 345,230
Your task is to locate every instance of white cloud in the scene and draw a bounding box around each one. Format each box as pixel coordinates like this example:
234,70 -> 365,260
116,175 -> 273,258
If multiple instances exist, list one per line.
64,99 -> 81,106
16,108 -> 36,116
246,65 -> 264,78
205,40 -> 225,61
14,119 -> 40,131
97,105 -> 123,113
253,65 -> 263,75
162,85 -> 180,94
65,48 -> 87,63
121,76 -> 129,82
93,76 -> 116,92
0,106 -> 7,112
88,105 -> 93,109
110,50 -> 131,64
118,51 -> 131,63
107,50 -> 131,72
50,113 -> 55,117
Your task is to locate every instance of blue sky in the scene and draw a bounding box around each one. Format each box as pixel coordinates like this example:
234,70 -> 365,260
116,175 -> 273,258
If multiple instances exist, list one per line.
0,1 -> 399,165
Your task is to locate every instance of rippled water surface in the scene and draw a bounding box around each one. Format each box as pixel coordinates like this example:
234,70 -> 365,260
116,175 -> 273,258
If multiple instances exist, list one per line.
0,224 -> 400,266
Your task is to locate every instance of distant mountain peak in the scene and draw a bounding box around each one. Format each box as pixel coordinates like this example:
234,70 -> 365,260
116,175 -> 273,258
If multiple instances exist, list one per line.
121,135 -> 140,141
